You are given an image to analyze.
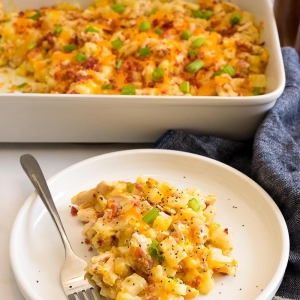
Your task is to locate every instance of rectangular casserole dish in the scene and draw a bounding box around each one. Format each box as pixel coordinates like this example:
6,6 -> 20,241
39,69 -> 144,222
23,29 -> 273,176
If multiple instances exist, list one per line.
0,0 -> 285,142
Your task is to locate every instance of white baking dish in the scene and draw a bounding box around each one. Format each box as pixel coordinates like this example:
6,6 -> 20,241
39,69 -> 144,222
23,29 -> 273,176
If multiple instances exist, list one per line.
0,0 -> 285,142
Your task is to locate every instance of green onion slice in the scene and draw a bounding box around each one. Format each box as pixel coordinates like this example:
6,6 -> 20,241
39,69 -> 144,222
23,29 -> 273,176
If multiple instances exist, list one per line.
192,10 -> 212,19
152,67 -> 164,81
181,30 -> 192,40
140,20 -> 151,32
148,240 -> 159,258
17,82 -> 27,89
190,37 -> 206,48
139,46 -> 151,57
149,8 -> 158,16
188,198 -> 201,212
188,49 -> 198,57
85,26 -> 99,33
28,42 -> 37,50
222,64 -> 236,77
29,12 -> 41,20
101,83 -> 113,90
142,207 -> 159,223
203,10 -> 213,19
63,44 -> 76,53
253,87 -> 261,96
180,81 -> 190,94
121,84 -> 136,95
75,53 -> 87,63
230,12 -> 241,25
111,3 -> 126,14
126,183 -> 135,192
185,60 -> 205,73
154,28 -> 162,35
116,59 -> 122,69
54,25 -> 62,34
111,38 -> 123,49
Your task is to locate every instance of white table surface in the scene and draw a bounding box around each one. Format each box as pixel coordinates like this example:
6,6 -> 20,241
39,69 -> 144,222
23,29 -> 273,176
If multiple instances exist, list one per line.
0,142 -> 151,299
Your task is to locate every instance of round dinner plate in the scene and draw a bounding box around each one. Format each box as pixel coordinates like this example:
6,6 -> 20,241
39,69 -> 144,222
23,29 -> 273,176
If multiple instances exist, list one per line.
10,149 -> 289,300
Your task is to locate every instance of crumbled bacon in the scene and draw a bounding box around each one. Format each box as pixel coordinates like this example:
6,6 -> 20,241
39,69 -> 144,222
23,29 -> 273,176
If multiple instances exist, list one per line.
70,206 -> 78,216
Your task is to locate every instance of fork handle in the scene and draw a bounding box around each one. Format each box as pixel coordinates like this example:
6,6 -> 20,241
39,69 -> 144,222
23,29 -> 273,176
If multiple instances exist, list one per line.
20,154 -> 74,256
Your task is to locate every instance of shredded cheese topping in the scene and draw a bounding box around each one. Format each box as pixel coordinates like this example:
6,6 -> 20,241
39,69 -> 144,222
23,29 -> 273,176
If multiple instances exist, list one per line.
0,0 -> 269,95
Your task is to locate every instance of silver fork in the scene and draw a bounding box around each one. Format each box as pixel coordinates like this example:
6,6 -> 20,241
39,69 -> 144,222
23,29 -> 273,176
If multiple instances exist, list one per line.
20,154 -> 101,300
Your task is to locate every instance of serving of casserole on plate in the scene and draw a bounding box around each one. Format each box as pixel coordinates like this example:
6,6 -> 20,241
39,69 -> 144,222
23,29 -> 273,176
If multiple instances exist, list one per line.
0,0 -> 285,142
10,150 -> 289,300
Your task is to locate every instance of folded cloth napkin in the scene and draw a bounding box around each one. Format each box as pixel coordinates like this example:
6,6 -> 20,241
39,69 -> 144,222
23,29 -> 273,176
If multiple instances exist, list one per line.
154,47 -> 300,300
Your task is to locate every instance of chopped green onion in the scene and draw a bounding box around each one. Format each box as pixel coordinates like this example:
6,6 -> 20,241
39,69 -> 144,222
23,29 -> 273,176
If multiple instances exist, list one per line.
222,64 -> 236,77
149,8 -> 158,16
152,67 -> 164,81
142,207 -> 159,224
75,53 -> 87,63
253,87 -> 261,96
17,82 -> 27,89
180,81 -> 190,94
188,49 -> 198,57
111,38 -> 123,49
193,10 -> 212,19
101,83 -> 113,90
154,28 -> 162,35
203,10 -> 213,19
140,20 -> 151,32
192,10 -> 202,18
188,198 -> 201,211
111,3 -> 126,14
63,43 -> 76,52
85,26 -> 99,33
181,30 -> 192,40
139,46 -> 151,57
121,85 -> 136,95
230,12 -> 241,25
185,59 -> 205,73
54,25 -> 62,34
116,59 -> 122,69
213,71 -> 224,77
29,12 -> 41,20
28,42 -> 37,50
126,183 -> 135,192
148,240 -> 159,258
190,37 -> 206,48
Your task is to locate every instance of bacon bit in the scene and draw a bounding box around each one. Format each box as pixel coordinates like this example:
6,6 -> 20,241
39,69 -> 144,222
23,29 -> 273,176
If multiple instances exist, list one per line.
97,238 -> 104,246
213,267 -> 220,273
97,211 -> 105,218
135,183 -> 143,192
191,276 -> 201,288
111,203 -> 120,218
85,238 -> 91,244
75,74 -> 93,82
70,90 -> 80,94
133,201 -> 141,208
18,11 -> 25,17
218,27 -> 237,37
224,228 -> 228,234
44,32 -> 55,46
148,81 -> 156,88
235,40 -> 252,53
70,206 -> 78,216
134,247 -> 144,257
124,76 -> 134,83
88,247 -> 93,252
82,56 -> 99,70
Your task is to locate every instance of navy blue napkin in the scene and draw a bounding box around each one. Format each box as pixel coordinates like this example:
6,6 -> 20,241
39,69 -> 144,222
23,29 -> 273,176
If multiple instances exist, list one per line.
154,47 -> 300,300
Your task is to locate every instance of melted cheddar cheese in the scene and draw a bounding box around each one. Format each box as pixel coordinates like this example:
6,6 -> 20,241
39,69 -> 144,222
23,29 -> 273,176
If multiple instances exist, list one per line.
71,176 -> 238,300
0,0 -> 269,96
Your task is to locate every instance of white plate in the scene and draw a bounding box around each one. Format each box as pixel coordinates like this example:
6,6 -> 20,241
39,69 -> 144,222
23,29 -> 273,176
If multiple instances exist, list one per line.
10,149 -> 289,300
